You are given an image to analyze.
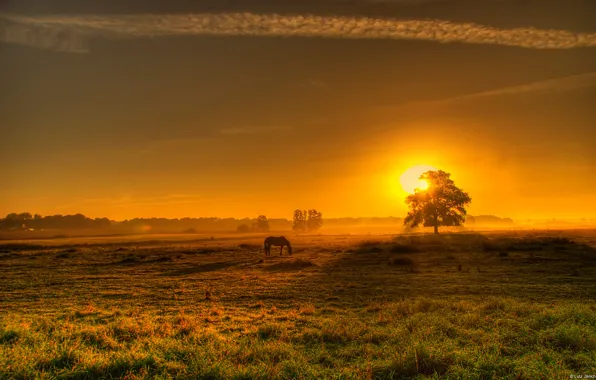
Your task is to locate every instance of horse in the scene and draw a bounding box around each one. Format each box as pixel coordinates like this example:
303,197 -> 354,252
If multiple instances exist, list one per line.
264,236 -> 292,256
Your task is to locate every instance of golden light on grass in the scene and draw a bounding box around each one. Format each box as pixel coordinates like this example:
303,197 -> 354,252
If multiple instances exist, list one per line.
400,165 -> 437,194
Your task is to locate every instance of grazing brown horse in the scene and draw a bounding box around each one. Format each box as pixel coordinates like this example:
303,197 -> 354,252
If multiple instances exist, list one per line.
264,236 -> 292,256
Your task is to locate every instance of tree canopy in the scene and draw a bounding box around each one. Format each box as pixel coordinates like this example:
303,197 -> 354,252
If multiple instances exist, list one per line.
292,209 -> 323,233
403,170 -> 472,234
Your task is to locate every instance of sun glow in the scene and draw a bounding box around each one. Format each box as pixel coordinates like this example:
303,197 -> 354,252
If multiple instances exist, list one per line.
400,165 -> 437,194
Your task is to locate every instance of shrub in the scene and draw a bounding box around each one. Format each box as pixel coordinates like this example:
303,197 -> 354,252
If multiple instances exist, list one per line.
237,224 -> 250,233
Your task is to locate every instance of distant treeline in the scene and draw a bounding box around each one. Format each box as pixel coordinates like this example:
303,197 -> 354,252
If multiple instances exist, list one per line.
0,213 -> 111,230
0,212 -> 514,233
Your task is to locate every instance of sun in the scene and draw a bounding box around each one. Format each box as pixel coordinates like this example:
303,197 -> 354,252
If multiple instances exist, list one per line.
399,165 -> 437,194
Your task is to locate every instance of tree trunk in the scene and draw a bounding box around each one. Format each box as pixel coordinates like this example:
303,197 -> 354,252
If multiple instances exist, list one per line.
434,224 -> 439,235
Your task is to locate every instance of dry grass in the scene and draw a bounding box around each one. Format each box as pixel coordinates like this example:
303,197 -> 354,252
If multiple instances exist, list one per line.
1,230 -> 595,378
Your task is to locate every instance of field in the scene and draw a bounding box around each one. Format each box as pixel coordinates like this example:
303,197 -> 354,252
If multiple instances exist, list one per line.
1,230 -> 596,379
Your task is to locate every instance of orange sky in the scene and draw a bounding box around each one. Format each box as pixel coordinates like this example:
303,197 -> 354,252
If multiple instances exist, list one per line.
2,1 -> 595,221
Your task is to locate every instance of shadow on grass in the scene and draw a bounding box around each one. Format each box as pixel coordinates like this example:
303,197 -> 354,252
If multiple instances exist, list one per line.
162,260 -> 243,276
0,243 -> 43,252
264,259 -> 315,272
350,233 -> 596,258
285,232 -> 596,301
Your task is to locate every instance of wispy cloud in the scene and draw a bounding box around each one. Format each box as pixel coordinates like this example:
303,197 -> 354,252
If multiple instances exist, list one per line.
407,71 -> 596,107
453,72 -> 596,99
0,16 -> 89,53
2,12 -> 596,53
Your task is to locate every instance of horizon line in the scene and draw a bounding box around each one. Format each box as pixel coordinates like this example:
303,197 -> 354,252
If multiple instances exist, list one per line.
3,212 -> 596,224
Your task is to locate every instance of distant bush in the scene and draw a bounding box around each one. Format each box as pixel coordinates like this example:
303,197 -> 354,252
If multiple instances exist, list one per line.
252,215 -> 270,233
236,224 -> 250,233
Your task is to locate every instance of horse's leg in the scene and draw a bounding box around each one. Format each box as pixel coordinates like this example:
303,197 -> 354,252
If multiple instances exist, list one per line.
280,246 -> 283,256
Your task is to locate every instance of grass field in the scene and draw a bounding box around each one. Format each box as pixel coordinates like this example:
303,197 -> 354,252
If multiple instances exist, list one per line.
1,230 -> 595,379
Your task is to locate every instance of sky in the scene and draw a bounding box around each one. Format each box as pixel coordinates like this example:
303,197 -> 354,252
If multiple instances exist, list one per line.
1,0 -> 595,221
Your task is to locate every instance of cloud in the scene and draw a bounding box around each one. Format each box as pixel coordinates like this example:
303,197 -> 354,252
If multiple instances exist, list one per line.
0,16 -> 89,53
360,71 -> 596,116
2,11 -> 596,53
403,71 -> 596,107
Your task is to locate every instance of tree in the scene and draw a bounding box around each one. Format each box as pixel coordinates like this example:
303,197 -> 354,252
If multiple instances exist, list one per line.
252,215 -> 270,232
292,209 -> 323,232
404,170 -> 471,235
1,213 -> 32,229
307,209 -> 323,232
292,209 -> 307,232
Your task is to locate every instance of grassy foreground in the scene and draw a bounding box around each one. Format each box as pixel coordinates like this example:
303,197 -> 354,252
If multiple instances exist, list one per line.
1,230 -> 595,379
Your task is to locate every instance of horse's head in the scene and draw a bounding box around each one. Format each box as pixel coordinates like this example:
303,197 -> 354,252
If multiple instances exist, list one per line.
288,245 -> 293,255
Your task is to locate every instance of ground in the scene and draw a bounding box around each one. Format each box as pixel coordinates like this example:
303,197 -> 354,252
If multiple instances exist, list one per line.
1,230 -> 595,379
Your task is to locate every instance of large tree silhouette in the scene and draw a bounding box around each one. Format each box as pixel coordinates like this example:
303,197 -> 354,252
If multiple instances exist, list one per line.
404,170 -> 471,235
